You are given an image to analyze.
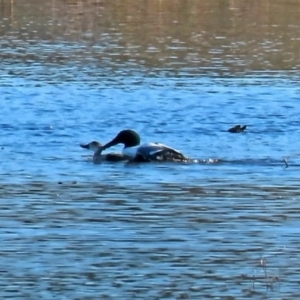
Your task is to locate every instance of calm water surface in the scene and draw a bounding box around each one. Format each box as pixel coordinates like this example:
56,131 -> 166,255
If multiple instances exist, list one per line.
1,0 -> 300,298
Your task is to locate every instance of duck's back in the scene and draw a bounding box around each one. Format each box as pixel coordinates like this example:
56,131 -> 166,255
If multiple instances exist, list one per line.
138,143 -> 187,161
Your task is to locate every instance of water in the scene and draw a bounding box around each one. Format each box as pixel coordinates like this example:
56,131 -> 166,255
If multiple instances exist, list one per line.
1,0 -> 300,298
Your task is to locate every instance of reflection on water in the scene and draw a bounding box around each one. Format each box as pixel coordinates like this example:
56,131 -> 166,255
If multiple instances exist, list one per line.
1,0 -> 300,77
1,181 -> 300,298
1,0 -> 300,298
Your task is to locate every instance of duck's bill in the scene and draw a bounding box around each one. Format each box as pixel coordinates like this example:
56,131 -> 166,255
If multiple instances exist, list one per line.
101,139 -> 118,151
80,143 -> 90,149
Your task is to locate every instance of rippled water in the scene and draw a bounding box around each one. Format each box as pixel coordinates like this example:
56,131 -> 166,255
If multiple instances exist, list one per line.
1,0 -> 300,298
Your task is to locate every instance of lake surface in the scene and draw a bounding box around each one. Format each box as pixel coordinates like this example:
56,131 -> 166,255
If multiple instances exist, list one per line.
1,0 -> 300,298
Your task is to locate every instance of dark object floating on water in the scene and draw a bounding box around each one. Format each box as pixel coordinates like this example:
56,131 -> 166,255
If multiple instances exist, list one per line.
228,125 -> 247,133
283,158 -> 289,168
80,141 -> 128,163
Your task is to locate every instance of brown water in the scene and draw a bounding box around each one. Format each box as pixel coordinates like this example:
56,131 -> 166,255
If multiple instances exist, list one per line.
1,0 -> 300,299
2,0 -> 300,75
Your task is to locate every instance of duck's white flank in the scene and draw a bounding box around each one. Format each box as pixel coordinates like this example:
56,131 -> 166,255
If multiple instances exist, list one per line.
122,142 -> 182,159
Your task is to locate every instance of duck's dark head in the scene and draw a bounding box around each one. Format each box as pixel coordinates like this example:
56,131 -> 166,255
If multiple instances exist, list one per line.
102,129 -> 141,151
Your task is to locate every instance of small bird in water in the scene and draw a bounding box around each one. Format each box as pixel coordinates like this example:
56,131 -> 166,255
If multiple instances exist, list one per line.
228,125 -> 247,133
98,129 -> 189,162
80,141 -> 127,163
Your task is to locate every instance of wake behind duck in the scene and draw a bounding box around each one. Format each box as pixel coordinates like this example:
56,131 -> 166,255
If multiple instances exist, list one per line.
80,131 -> 294,168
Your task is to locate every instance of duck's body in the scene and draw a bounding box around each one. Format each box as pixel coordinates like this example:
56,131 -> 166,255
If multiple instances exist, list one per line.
122,142 -> 187,162
80,141 -> 128,163
99,129 -> 189,162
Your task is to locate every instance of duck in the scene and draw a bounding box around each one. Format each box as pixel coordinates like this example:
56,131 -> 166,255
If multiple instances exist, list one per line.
228,125 -> 247,133
80,141 -> 128,163
98,129 -> 189,162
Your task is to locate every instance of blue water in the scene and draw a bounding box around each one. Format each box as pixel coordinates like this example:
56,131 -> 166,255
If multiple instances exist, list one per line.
1,75 -> 300,183
2,71 -> 300,298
